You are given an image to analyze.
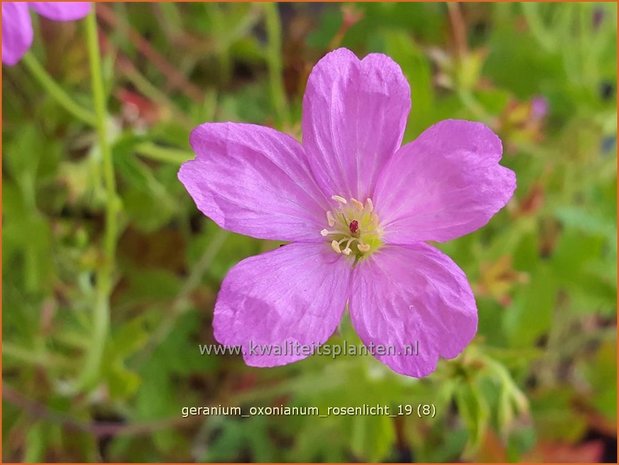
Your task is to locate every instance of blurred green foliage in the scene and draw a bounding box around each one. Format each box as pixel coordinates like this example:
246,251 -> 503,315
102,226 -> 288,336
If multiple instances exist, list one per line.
2,2 -> 617,462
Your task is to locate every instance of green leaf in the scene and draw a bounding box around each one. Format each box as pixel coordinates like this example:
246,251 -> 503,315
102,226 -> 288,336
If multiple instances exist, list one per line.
455,379 -> 490,457
582,341 -> 617,422
504,264 -> 556,347
24,422 -> 45,462
383,31 -> 435,137
350,415 -> 396,461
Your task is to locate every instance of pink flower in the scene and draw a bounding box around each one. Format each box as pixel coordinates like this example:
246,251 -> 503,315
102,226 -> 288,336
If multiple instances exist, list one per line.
179,48 -> 516,377
2,2 -> 91,66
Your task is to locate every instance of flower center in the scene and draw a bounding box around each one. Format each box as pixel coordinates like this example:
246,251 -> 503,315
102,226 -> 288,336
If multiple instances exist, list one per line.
320,195 -> 383,260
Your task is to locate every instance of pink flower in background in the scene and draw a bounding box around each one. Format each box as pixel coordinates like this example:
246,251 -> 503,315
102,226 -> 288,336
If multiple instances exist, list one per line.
179,48 -> 516,377
2,2 -> 91,66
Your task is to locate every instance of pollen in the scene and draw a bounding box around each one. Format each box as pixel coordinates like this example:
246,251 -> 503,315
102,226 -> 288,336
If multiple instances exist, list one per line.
320,195 -> 383,260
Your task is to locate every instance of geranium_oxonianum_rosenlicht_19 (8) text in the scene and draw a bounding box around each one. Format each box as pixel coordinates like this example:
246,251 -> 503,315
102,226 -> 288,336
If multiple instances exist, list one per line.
178,48 -> 516,378
2,2 -> 91,66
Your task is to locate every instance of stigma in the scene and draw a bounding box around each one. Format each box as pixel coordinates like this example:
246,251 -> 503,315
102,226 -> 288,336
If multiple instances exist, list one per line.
320,195 -> 383,260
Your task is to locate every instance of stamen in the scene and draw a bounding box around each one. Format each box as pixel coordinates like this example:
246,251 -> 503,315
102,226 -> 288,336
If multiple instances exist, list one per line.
357,243 -> 371,253
321,195 -> 381,259
331,240 -> 342,254
326,211 -> 335,227
342,238 -> 355,255
331,195 -> 347,204
351,198 -> 364,210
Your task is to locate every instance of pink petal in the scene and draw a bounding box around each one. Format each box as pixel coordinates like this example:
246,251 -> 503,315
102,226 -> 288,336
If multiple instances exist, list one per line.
30,2 -> 91,21
214,242 -> 351,367
374,119 -> 516,244
2,3 -> 33,66
302,48 -> 411,201
349,243 -> 477,377
179,123 -> 328,242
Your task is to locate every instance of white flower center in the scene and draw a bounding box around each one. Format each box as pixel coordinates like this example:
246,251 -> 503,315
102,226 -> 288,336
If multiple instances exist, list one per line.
320,195 -> 383,260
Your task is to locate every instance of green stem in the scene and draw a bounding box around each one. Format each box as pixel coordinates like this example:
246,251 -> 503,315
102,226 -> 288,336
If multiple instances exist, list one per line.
3,343 -> 70,369
263,3 -> 289,127
206,3 -> 232,83
120,61 -> 193,128
136,228 -> 229,364
77,11 -> 118,390
22,52 -> 97,126
135,142 -> 193,165
521,3 -> 556,52
458,88 -> 492,122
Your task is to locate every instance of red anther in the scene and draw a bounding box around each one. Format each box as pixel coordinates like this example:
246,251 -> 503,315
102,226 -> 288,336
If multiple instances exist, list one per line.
349,220 -> 359,234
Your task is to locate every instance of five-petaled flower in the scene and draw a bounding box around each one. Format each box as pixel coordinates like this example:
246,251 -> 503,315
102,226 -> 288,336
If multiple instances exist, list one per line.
179,48 -> 516,377
2,2 -> 91,66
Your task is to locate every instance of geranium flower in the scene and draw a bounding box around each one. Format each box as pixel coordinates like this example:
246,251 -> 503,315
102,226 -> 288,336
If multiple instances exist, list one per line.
2,2 -> 91,66
179,48 -> 516,377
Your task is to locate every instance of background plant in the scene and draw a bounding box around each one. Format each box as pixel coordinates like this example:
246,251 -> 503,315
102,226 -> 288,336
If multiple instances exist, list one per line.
2,2 -> 616,462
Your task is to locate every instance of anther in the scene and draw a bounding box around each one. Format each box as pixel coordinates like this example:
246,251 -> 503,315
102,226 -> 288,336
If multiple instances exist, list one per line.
358,243 -> 371,253
341,238 -> 355,256
322,195 -> 381,258
351,198 -> 364,210
326,211 -> 335,227
331,240 -> 342,254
